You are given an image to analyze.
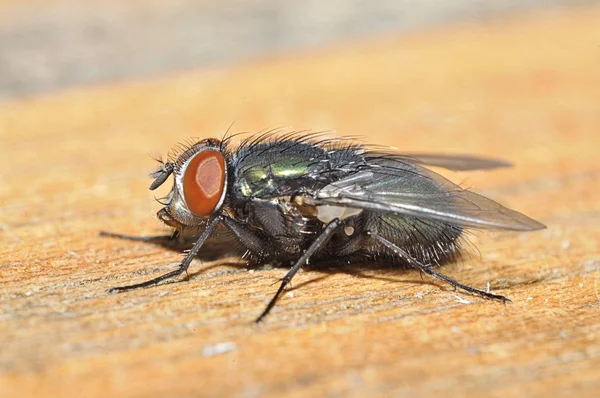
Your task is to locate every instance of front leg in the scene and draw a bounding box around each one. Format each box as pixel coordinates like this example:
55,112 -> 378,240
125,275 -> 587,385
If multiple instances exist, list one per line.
108,216 -> 222,292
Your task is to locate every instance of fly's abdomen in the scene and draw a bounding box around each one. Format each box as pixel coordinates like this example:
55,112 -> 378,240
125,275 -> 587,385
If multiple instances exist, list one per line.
366,211 -> 464,266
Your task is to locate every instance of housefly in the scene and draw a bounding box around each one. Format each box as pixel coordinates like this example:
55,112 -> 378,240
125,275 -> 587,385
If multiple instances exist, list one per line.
103,131 -> 545,322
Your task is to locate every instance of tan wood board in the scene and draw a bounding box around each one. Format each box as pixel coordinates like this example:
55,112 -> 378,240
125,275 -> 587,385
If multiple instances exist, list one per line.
1,6 -> 599,398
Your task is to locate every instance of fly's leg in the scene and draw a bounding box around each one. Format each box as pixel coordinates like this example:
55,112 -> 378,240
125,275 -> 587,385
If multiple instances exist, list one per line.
256,218 -> 342,323
221,216 -> 275,257
372,233 -> 511,303
108,216 -> 222,293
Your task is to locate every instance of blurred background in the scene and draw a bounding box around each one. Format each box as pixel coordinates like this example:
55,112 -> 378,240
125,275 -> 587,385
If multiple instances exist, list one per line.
0,0 -> 586,100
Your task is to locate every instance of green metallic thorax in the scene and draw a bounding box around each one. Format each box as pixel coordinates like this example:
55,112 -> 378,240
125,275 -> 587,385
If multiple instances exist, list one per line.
236,151 -> 324,198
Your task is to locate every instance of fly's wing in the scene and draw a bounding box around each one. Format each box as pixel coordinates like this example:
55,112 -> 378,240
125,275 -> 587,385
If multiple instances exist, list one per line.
367,151 -> 512,171
312,156 -> 545,231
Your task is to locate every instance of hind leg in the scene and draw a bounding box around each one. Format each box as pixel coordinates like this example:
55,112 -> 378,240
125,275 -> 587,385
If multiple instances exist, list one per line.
371,233 -> 510,303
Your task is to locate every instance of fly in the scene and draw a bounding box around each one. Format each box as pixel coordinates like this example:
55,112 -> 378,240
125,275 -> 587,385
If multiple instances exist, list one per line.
102,131 -> 546,322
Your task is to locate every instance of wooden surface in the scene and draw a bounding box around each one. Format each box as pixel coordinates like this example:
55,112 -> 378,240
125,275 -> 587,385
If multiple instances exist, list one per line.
1,5 -> 599,398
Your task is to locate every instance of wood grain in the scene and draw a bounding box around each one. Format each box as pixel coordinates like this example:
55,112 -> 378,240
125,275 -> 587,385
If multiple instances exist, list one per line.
1,6 -> 599,398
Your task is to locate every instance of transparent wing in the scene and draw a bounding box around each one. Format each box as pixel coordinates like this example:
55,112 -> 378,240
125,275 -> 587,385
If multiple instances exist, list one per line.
312,156 -> 545,231
368,151 -> 512,171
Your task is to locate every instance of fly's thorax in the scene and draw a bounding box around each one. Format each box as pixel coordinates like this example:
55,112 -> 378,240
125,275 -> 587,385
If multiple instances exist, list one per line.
235,155 -> 317,198
231,140 -> 366,199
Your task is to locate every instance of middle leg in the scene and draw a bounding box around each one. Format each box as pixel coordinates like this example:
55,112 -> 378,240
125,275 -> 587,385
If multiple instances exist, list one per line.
256,218 -> 343,323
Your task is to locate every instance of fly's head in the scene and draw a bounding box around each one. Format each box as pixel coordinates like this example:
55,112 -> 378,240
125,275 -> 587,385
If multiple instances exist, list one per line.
149,138 -> 228,229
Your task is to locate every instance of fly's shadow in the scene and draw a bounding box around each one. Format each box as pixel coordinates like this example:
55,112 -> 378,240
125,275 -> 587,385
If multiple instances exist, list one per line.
100,229 -> 248,260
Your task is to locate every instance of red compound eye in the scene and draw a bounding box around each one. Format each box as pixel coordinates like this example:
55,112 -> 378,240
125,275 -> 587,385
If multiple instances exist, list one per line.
182,150 -> 226,217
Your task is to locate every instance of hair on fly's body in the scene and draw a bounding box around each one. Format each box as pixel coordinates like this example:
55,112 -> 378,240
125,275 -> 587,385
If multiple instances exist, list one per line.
101,131 -> 546,323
